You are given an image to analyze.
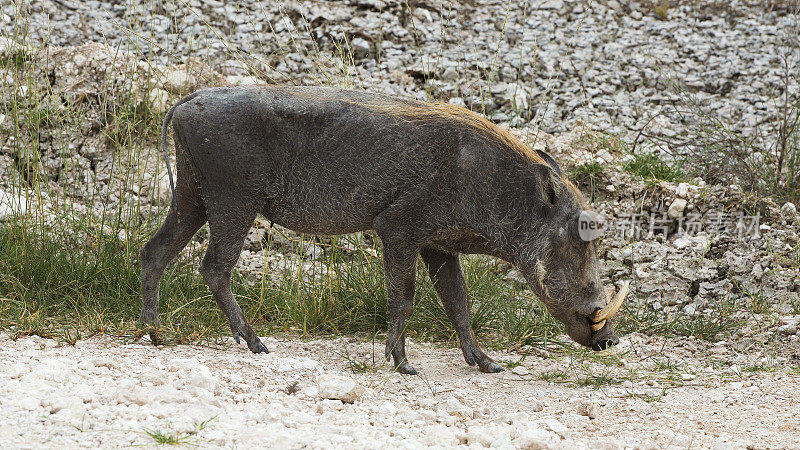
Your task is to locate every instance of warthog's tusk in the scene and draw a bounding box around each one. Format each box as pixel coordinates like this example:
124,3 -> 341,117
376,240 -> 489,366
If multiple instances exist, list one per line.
590,280 -> 630,331
590,320 -> 606,332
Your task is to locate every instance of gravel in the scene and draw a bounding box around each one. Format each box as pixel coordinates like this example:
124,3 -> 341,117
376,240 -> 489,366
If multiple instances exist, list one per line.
7,0 -> 799,137
2,332 -> 798,448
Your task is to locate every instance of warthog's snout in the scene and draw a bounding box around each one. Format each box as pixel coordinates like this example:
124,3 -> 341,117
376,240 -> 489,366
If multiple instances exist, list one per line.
590,322 -> 620,351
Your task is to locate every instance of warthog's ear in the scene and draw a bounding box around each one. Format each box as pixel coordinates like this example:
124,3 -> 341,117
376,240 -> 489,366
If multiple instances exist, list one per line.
571,210 -> 606,242
535,149 -> 562,176
531,163 -> 559,206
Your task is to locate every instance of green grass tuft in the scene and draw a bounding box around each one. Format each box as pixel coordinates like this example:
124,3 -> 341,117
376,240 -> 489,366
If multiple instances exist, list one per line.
624,153 -> 685,183
144,429 -> 191,446
0,48 -> 30,70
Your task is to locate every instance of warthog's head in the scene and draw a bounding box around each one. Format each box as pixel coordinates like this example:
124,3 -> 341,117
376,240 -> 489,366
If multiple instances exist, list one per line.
513,152 -> 628,351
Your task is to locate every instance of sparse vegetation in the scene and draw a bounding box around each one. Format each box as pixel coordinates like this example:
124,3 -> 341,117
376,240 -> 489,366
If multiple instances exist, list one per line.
624,152 -> 685,183
0,47 -> 30,69
144,428 -> 192,446
639,56 -> 800,202
617,295 -> 747,343
537,363 -> 621,388
571,161 -> 604,199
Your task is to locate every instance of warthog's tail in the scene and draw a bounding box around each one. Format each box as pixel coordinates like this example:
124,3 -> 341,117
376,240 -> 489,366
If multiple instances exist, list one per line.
161,90 -> 203,210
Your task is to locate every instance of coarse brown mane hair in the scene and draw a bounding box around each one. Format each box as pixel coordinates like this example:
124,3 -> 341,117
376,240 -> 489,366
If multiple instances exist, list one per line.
354,98 -> 547,165
354,97 -> 592,209
287,87 -> 590,208
563,178 -> 589,209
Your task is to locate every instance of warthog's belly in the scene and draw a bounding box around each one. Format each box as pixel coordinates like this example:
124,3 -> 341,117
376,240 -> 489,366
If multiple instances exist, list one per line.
262,188 -> 379,235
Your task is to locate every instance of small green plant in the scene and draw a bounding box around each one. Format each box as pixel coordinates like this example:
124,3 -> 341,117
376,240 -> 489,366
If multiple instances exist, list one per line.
575,371 -> 621,388
345,358 -> 381,374
0,48 -> 30,69
743,363 -> 778,373
497,358 -> 523,369
653,358 -> 683,374
746,290 -> 773,315
538,366 -> 622,388
70,414 -> 91,433
539,369 -> 568,383
144,429 -> 192,446
624,153 -> 685,183
338,344 -> 384,374
571,161 -> 604,200
791,296 -> 800,315
623,390 -> 666,403
579,131 -> 628,155
572,161 -> 604,181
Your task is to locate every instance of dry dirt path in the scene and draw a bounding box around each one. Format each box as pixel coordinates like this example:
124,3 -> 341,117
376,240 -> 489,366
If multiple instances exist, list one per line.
1,332 -> 798,449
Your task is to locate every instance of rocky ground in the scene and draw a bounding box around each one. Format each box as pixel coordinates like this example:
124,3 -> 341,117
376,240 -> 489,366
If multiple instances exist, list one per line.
2,1 -> 800,448
5,0 -> 799,137
2,332 -> 799,449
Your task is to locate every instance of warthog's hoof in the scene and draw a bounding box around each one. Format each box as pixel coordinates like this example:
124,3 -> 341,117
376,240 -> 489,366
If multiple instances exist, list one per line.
230,328 -> 270,354
395,361 -> 418,375
479,361 -> 505,373
251,341 -> 270,354
148,331 -> 165,346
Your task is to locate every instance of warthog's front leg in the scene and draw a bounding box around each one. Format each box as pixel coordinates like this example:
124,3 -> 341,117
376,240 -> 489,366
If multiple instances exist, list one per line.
421,247 -> 504,373
379,243 -> 420,375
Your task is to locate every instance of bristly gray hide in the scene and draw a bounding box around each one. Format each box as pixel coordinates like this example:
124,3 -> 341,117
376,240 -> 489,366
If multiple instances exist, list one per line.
140,86 -> 620,375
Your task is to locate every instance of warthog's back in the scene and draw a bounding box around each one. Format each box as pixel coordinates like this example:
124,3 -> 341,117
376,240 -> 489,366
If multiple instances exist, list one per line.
171,86 -> 473,234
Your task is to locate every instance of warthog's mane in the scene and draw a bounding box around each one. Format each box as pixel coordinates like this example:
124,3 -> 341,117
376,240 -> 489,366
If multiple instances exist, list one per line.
349,98 -> 588,208
353,98 -> 547,165
285,87 -> 588,208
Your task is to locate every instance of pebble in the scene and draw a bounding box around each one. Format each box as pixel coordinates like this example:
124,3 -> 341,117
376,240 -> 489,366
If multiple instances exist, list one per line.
443,397 -> 473,419
544,417 -> 569,435
515,426 -> 559,448
511,365 -> 530,376
317,375 -> 365,403
574,399 -> 598,420
161,67 -> 195,94
667,198 -> 688,219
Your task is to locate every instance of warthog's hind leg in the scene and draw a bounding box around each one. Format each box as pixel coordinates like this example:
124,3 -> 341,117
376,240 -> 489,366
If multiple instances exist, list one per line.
200,199 -> 268,354
421,247 -> 504,373
140,188 -> 207,345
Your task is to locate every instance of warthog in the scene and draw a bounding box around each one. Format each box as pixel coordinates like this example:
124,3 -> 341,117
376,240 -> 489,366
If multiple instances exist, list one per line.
141,86 -> 628,374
